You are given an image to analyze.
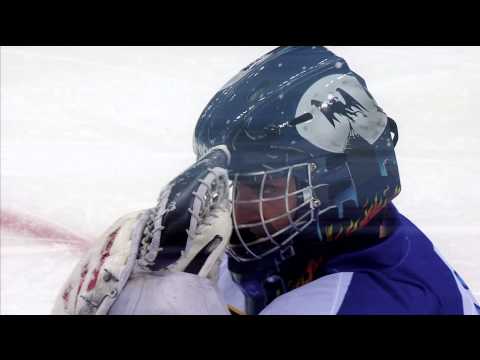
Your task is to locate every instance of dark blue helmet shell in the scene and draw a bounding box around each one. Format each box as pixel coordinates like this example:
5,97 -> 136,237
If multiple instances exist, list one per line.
194,46 -> 401,261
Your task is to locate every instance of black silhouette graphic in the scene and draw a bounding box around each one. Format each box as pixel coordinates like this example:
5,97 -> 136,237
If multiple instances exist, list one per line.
311,88 -> 368,128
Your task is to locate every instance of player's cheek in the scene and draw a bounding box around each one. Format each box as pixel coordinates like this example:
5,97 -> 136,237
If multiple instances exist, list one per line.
234,201 -> 261,224
288,193 -> 298,212
233,186 -> 260,222
272,194 -> 299,230
261,200 -> 287,229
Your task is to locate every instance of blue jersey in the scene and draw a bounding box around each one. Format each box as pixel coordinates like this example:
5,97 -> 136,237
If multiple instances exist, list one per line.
217,204 -> 479,315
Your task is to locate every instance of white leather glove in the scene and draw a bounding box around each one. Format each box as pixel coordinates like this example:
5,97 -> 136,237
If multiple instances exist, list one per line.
52,146 -> 233,315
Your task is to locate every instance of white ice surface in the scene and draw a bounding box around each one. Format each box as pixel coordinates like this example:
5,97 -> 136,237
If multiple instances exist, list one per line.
1,46 -> 479,314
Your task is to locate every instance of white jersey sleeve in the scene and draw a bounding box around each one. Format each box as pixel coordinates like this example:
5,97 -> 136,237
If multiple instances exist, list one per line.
259,272 -> 353,315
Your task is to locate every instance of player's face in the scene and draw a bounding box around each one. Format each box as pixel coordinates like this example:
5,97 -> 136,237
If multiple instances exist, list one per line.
234,176 -> 298,237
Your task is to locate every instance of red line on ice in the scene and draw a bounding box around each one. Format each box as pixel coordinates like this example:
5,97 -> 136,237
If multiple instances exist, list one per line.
1,208 -> 92,251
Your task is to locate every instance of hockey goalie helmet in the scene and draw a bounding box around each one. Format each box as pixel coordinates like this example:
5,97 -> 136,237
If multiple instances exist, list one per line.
194,46 -> 401,263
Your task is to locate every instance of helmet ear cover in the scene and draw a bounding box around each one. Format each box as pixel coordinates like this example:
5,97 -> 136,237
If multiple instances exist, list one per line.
388,117 -> 399,148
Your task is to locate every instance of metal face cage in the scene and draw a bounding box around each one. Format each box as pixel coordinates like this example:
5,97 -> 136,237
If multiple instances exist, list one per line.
228,162 -> 325,262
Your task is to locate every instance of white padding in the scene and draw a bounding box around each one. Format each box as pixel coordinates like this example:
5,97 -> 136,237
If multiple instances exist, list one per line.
108,272 -> 230,315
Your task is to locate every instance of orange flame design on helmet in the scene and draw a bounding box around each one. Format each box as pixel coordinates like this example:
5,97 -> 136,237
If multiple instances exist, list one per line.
324,184 -> 401,241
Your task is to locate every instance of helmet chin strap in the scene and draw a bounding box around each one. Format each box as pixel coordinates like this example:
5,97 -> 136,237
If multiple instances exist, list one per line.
227,239 -> 318,315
